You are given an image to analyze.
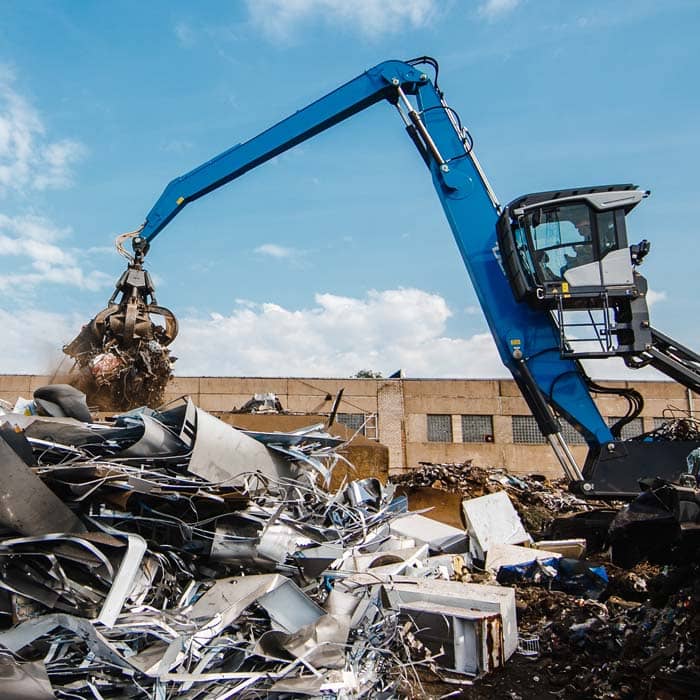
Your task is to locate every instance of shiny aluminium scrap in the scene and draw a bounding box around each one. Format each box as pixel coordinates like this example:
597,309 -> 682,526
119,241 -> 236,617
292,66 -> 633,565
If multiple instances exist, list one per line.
0,393 -> 519,697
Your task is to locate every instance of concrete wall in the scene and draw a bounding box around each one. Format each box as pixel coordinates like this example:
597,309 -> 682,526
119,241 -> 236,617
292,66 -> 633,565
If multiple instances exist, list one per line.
1,374 -> 695,480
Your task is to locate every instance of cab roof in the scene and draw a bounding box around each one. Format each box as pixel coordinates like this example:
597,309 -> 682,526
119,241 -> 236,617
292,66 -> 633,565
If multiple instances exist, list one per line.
506,184 -> 639,211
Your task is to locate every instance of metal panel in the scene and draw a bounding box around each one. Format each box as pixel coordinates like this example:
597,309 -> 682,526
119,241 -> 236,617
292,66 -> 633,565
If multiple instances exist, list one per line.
463,491 -> 531,562
0,436 -> 85,536
389,513 -> 467,554
400,601 -> 504,675
257,579 -> 325,633
184,401 -> 292,485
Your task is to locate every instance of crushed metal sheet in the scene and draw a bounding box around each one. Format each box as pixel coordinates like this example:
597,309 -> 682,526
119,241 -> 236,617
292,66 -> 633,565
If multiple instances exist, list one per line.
256,578 -> 326,632
33,384 -> 92,423
118,414 -> 186,457
389,512 -> 467,554
0,654 -> 55,700
337,544 -> 430,574
256,613 -> 350,668
0,435 -> 86,536
462,490 -> 531,561
0,613 -> 136,670
181,400 -> 292,485
96,533 -> 147,627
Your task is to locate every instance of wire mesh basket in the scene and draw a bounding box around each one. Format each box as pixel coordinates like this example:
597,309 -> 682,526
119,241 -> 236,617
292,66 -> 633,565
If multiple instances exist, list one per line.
517,635 -> 540,656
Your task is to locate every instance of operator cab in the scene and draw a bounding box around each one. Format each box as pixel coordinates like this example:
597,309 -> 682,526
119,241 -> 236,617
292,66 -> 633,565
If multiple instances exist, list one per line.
497,185 -> 649,310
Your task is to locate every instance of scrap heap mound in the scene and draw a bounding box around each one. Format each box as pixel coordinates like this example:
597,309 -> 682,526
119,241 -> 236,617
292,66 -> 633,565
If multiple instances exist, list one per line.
0,391 -> 521,698
390,460 -> 602,533
2,388 -> 698,699
392,461 -> 700,699
63,322 -> 174,410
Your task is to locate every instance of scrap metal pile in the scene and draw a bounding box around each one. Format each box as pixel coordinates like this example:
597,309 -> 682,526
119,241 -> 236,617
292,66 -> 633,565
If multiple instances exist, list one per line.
390,460 -> 604,533
63,328 -> 174,411
0,387 -> 521,699
3,390 -> 699,699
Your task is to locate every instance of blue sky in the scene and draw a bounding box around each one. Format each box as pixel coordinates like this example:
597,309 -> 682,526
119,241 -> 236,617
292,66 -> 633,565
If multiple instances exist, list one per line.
0,0 -> 698,378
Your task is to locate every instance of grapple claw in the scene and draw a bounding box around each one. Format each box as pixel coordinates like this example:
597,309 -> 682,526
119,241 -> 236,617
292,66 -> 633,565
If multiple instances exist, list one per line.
63,234 -> 178,410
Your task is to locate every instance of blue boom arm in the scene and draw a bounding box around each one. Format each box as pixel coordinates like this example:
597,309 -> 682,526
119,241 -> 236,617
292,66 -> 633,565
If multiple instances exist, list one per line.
137,58 -> 615,479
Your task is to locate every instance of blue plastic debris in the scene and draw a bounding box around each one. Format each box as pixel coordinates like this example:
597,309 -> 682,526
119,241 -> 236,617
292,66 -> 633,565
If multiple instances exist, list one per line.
497,557 -> 608,599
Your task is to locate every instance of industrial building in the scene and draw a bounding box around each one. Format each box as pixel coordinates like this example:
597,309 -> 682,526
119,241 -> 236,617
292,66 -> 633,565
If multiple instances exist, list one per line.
2,374 -> 692,479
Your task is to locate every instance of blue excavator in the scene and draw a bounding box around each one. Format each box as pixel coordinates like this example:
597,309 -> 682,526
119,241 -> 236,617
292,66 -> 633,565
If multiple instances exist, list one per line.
66,57 -> 700,510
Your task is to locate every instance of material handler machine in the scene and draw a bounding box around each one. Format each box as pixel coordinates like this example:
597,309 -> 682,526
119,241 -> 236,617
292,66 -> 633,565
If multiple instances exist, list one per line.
68,57 -> 700,512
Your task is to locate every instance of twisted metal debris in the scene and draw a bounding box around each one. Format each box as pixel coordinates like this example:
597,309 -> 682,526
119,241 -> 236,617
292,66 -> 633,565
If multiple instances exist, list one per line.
63,329 -> 174,411
0,395 -> 514,698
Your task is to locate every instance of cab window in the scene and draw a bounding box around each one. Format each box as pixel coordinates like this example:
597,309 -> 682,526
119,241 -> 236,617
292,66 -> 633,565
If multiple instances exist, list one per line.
526,203 -> 594,282
596,210 -> 617,255
513,224 -> 536,280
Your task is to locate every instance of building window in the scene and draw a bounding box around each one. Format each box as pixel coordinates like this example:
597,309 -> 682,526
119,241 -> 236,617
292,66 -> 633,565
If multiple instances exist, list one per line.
558,416 -> 587,445
462,415 -> 494,442
512,416 -> 546,444
427,414 -> 453,442
607,417 -> 644,440
336,413 -> 366,435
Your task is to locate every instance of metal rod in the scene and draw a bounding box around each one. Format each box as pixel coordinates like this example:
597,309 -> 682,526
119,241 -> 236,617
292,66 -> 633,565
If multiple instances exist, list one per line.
396,86 -> 446,166
547,433 -> 584,482
393,102 -> 411,127
326,388 -> 344,429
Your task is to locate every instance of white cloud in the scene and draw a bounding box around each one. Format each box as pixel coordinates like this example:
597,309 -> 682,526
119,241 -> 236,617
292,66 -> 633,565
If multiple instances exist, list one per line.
581,357 -> 665,382
0,69 -> 85,195
0,214 -> 112,294
172,288 -> 505,377
0,307 -> 79,374
646,288 -> 666,307
246,0 -> 438,41
0,286 -> 681,382
478,0 -> 521,20
254,243 -> 297,259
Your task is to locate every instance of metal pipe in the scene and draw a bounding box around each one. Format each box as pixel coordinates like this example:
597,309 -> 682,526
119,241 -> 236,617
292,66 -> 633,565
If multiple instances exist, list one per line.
393,102 -> 410,127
